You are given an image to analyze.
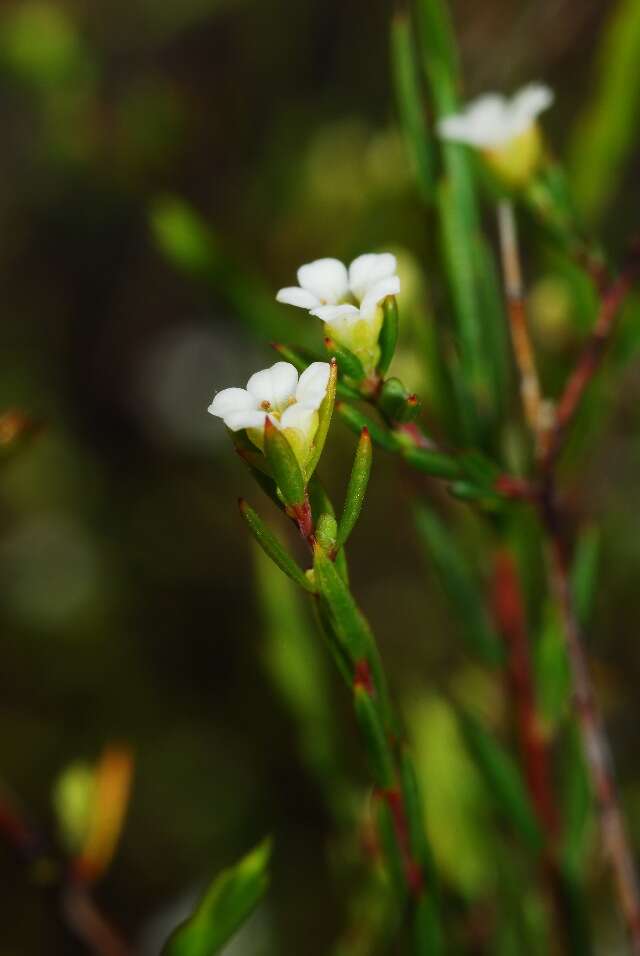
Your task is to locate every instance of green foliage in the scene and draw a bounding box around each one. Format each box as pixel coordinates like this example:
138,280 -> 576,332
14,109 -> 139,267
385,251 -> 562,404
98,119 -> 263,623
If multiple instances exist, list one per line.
239,500 -> 314,591
337,428 -> 372,548
263,418 -> 305,506
459,712 -> 543,853
569,0 -> 640,223
414,506 -> 504,665
163,839 -> 271,956
390,14 -> 436,203
377,297 -> 400,376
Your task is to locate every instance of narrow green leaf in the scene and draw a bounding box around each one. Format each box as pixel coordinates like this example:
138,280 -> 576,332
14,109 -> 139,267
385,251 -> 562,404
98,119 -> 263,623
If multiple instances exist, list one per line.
337,428 -> 372,548
570,525 -> 600,629
561,724 -> 593,876
459,712 -> 543,852
399,443 -> 461,480
354,686 -> 395,790
313,545 -> 371,663
376,798 -> 407,901
336,402 -> 399,453
569,0 -> 640,224
263,418 -> 305,507
414,506 -> 504,664
162,838 -> 271,956
415,0 -> 459,82
377,297 -> 399,376
271,343 -> 321,372
413,894 -> 445,956
324,337 -> 365,382
306,359 -> 337,479
151,197 -> 295,343
391,13 -> 436,203
398,748 -> 437,886
254,547 -> 341,804
239,500 -> 314,592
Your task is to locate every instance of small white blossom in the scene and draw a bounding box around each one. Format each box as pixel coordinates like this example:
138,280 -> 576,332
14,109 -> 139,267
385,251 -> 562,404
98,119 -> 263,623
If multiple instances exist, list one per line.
208,360 -> 330,463
276,253 -> 400,373
436,84 -> 553,149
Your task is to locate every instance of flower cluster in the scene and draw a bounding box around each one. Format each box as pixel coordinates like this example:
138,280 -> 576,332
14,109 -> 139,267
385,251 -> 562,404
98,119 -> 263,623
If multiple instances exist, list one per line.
208,360 -> 331,467
437,83 -> 553,187
277,253 -> 400,373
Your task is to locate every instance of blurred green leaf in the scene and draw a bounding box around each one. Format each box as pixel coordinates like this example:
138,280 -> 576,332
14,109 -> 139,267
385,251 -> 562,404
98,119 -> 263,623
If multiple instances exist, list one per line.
534,601 -> 570,732
337,427 -> 372,548
391,13 -> 436,203
408,695 -> 496,899
399,443 -> 461,480
163,838 -> 271,956
254,545 -> 342,805
336,402 -> 400,452
354,686 -> 395,789
414,506 -> 504,665
569,0 -> 640,224
560,725 -> 593,875
570,526 -> 600,630
0,2 -> 93,89
459,712 -> 543,853
150,196 -> 299,342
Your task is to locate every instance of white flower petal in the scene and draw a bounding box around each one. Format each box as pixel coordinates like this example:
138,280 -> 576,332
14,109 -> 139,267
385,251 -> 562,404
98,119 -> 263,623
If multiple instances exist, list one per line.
276,286 -> 321,310
246,361 -> 298,407
297,258 -> 348,304
349,253 -> 397,301
280,403 -> 315,433
510,83 -> 553,134
437,84 -> 554,148
310,303 -> 360,324
208,387 -> 256,419
437,94 -> 510,147
296,362 -> 330,409
360,276 -> 400,319
223,409 -> 269,432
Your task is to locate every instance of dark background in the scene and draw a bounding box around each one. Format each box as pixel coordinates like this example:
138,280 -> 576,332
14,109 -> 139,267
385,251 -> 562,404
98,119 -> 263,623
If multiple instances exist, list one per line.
1,1 -> 639,953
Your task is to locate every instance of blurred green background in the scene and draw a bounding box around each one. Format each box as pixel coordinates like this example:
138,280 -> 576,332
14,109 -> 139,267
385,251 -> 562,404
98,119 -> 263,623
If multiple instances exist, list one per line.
1,0 -> 640,952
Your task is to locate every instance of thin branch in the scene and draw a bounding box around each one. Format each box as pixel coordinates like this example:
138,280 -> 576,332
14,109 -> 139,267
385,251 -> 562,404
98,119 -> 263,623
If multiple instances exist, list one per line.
541,491 -> 640,954
541,246 -> 640,470
497,199 -> 544,441
0,790 -> 134,956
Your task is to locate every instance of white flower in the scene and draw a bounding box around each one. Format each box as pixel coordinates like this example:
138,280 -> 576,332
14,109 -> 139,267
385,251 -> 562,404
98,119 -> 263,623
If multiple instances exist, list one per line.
436,83 -> 553,149
276,253 -> 400,373
208,360 -> 330,464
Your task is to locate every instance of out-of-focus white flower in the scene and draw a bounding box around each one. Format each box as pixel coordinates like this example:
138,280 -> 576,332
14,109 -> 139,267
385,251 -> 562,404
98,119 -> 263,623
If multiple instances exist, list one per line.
437,84 -> 553,186
277,253 -> 400,373
208,360 -> 330,464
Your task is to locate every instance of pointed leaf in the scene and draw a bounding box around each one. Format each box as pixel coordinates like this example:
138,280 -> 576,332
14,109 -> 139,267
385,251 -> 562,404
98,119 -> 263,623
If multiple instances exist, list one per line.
336,402 -> 399,453
354,686 -> 395,790
162,839 -> 271,956
337,428 -> 372,548
239,500 -> 314,592
414,506 -> 503,664
306,358 -> 337,479
324,337 -> 365,382
459,712 -> 542,852
377,297 -> 399,376
391,13 -> 436,203
313,545 -> 371,663
263,418 -> 305,507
